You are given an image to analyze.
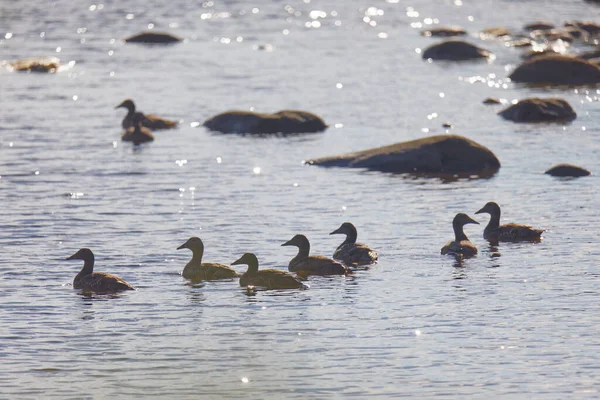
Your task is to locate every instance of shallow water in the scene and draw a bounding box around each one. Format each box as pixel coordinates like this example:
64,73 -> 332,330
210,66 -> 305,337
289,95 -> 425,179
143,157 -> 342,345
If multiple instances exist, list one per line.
1,0 -> 600,398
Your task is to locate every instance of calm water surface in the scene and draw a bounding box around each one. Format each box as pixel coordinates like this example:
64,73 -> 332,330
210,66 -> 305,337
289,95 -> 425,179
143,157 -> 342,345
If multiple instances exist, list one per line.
1,0 -> 600,398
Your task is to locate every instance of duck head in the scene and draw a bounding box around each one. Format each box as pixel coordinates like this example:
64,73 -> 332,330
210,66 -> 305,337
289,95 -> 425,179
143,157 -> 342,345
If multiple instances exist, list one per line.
115,99 -> 136,112
453,213 -> 480,227
475,201 -> 501,216
66,248 -> 94,262
177,237 -> 204,252
330,222 -> 357,236
231,252 -> 258,267
281,234 -> 310,249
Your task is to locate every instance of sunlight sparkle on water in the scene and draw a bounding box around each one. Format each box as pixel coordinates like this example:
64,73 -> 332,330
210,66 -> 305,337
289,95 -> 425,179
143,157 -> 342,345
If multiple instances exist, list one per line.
253,167 -> 261,174
241,377 -> 249,384
190,122 -> 200,127
415,329 -> 422,336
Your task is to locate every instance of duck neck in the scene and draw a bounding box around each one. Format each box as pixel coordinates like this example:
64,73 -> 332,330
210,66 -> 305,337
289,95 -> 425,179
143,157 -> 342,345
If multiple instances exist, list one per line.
453,221 -> 469,242
486,209 -> 501,231
246,258 -> 259,274
293,243 -> 310,260
189,247 -> 204,266
77,254 -> 94,277
341,228 -> 357,246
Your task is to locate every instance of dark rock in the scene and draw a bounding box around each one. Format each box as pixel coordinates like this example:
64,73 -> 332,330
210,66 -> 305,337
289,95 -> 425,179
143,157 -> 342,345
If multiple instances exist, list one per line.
507,37 -> 533,48
565,21 -> 600,36
483,98 -> 502,105
498,98 -> 576,123
480,27 -> 511,38
521,49 -> 562,60
509,55 -> 600,86
422,40 -> 491,61
524,22 -> 555,31
203,110 -> 327,134
545,164 -> 591,177
421,27 -> 467,37
307,135 -> 500,178
442,123 -> 453,128
578,48 -> 600,60
124,32 -> 182,44
6,57 -> 60,73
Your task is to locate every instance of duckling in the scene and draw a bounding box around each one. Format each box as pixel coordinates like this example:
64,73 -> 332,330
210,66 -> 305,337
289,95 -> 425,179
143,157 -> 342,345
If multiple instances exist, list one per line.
282,234 -> 349,276
441,213 -> 480,258
330,222 -> 378,266
232,253 -> 305,289
475,201 -> 544,242
177,237 -> 240,280
121,113 -> 154,145
116,99 -> 178,130
66,248 -> 135,292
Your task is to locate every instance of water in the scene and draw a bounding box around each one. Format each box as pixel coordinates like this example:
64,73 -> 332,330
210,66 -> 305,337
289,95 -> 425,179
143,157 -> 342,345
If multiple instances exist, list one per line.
1,0 -> 600,398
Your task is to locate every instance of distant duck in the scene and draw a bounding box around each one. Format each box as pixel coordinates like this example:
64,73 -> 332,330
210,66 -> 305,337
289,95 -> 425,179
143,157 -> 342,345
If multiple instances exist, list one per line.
441,213 -> 480,258
116,99 -> 178,131
475,202 -> 544,242
282,234 -> 349,276
177,237 -> 240,280
232,253 -> 305,289
66,248 -> 135,292
121,113 -> 154,145
330,222 -> 378,266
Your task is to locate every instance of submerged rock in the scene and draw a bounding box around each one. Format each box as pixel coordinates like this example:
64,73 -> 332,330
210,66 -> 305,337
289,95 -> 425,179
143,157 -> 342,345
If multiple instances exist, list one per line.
5,57 -> 60,73
545,164 -> 591,177
203,110 -> 327,134
578,48 -> 600,60
421,27 -> 467,37
483,98 -> 502,105
564,21 -> 600,36
124,32 -> 182,44
498,98 -> 576,123
307,135 -> 500,178
509,55 -> 600,86
524,22 -> 555,31
480,27 -> 511,38
422,40 -> 491,61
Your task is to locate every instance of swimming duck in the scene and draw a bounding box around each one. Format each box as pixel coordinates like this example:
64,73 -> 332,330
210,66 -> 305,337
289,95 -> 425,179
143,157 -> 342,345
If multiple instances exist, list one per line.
121,113 -> 154,145
232,253 -> 305,289
330,222 -> 378,266
177,237 -> 240,280
282,234 -> 349,276
441,213 -> 479,258
116,99 -> 178,130
475,202 -> 544,242
66,248 -> 135,292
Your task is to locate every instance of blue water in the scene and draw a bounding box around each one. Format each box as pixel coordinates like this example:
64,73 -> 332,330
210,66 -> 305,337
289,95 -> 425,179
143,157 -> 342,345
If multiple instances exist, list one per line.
1,0 -> 599,398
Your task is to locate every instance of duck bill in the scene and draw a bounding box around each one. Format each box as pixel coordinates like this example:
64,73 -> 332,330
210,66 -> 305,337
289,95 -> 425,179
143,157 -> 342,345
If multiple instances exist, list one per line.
231,257 -> 244,266
176,243 -> 187,250
466,216 -> 480,225
66,253 -> 77,260
329,228 -> 343,235
474,207 -> 486,215
281,239 -> 293,247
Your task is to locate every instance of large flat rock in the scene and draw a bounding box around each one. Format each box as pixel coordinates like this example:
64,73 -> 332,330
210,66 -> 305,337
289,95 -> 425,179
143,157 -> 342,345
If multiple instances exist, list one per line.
509,55 -> 600,86
308,135 -> 500,178
498,98 -> 576,123
203,110 -> 327,134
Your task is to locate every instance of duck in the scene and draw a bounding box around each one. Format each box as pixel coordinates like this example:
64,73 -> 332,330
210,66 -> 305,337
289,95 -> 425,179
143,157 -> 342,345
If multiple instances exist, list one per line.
116,99 -> 178,130
231,253 -> 305,289
330,222 -> 378,266
66,248 -> 135,292
121,113 -> 154,145
475,201 -> 544,242
281,234 -> 349,276
441,213 -> 480,258
177,237 -> 240,280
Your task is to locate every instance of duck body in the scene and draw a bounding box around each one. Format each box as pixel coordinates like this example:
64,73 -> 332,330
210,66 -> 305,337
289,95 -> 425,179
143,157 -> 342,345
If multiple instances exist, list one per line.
116,99 -> 178,131
440,213 -> 479,258
233,253 -> 304,289
330,222 -> 378,266
177,237 -> 240,281
67,248 -> 135,293
282,234 -> 349,276
476,202 -> 543,242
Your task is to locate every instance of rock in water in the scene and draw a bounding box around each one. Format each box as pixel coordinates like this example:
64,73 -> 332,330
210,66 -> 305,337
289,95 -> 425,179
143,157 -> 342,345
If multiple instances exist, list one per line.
422,40 -> 491,61
498,98 -> 576,123
124,32 -> 182,44
203,110 -> 327,134
509,55 -> 600,86
308,135 -> 500,178
545,164 -> 591,177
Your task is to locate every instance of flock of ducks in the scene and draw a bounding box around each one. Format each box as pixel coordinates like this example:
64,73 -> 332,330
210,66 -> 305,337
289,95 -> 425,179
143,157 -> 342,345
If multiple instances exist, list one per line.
66,202 -> 544,294
116,99 -> 179,145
